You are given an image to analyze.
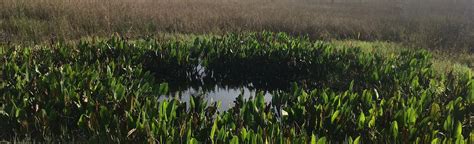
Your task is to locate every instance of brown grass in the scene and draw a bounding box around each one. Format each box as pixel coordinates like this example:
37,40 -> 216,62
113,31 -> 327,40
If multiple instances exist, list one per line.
1,0 -> 473,52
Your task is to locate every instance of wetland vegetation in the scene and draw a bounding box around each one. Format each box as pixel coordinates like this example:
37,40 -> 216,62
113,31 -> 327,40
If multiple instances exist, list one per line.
1,0 -> 473,143
1,32 -> 472,143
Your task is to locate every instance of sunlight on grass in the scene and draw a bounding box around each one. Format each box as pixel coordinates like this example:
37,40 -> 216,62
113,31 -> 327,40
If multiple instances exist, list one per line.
332,40 -> 473,75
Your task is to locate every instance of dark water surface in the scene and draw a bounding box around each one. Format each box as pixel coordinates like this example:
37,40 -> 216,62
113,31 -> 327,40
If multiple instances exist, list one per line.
151,59 -> 316,111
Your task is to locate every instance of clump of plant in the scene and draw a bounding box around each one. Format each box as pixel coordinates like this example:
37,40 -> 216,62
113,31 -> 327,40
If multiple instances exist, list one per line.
1,32 -> 472,143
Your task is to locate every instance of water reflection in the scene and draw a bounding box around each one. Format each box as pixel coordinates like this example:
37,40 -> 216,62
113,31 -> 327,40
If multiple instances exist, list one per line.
160,85 -> 272,111
144,55 -> 319,111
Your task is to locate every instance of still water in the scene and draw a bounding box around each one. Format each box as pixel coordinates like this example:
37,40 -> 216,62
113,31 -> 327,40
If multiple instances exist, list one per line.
160,85 -> 272,111
152,61 -> 312,111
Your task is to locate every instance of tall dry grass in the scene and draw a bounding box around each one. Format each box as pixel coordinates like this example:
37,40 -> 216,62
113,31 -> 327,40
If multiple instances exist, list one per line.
0,0 -> 473,52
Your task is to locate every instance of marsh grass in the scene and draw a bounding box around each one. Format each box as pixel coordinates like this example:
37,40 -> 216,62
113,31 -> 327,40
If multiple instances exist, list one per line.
332,40 -> 474,74
0,0 -> 473,52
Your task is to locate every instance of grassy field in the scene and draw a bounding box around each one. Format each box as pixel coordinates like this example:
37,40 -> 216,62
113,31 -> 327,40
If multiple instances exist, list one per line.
1,0 -> 473,52
331,40 -> 474,73
1,0 -> 473,143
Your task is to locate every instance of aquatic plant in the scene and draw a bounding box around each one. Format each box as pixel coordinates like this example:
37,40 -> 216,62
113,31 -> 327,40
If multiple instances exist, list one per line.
0,32 -> 472,143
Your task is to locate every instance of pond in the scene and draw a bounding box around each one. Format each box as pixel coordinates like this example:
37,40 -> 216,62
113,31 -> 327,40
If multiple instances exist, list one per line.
157,64 -> 276,111
146,50 -> 348,111
159,85 -> 272,111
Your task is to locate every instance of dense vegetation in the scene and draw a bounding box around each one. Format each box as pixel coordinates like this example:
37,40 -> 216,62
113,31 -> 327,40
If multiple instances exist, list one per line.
0,32 -> 473,143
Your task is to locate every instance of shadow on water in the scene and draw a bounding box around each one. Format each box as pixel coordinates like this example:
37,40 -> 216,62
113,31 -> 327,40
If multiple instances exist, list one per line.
142,48 -> 340,111
148,61 -> 296,111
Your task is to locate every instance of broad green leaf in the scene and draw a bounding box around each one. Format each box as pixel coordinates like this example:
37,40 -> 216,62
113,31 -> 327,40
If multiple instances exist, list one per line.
241,128 -> 247,139
455,134 -> 465,144
311,134 -> 316,144
368,116 -> 376,128
230,136 -> 239,144
331,110 -> 340,123
443,114 -> 453,132
210,117 -> 218,143
431,138 -> 439,144
456,121 -> 462,139
358,112 -> 366,129
189,138 -> 199,144
391,121 -> 399,139
430,103 -> 441,119
353,136 -> 361,144
317,137 -> 327,144
406,107 -> 417,125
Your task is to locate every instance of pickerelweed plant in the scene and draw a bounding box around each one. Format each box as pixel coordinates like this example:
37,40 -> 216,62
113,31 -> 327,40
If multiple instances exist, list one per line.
1,32 -> 472,143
